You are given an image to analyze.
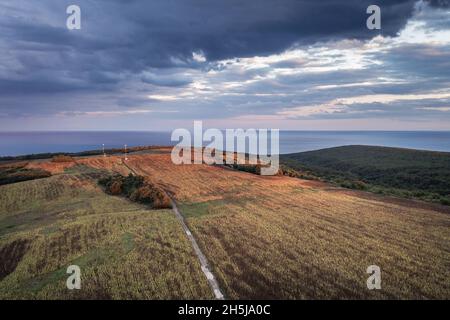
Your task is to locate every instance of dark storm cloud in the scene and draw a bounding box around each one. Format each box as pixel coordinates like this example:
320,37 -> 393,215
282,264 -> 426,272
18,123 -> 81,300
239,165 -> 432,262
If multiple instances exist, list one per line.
428,0 -> 450,8
0,0 -> 449,128
119,0 -> 416,61
0,0 -> 419,93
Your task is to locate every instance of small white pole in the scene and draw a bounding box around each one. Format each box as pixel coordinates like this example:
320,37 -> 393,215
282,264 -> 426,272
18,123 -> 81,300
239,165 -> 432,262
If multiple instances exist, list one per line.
102,144 -> 106,157
124,144 -> 128,161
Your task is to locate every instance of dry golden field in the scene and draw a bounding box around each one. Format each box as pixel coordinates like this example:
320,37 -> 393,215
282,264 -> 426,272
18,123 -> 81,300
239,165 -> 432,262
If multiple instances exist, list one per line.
1,150 -> 449,299
123,152 -> 450,299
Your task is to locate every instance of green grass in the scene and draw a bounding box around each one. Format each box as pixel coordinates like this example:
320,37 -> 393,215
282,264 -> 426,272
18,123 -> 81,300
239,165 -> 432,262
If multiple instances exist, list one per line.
179,199 -> 229,219
281,145 -> 450,205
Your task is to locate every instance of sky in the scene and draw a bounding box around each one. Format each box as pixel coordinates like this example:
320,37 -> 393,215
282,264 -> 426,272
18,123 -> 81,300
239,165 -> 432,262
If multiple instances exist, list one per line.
0,0 -> 449,131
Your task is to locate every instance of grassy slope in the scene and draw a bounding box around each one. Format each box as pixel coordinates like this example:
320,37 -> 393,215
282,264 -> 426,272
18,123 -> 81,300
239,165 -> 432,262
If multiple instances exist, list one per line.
281,145 -> 450,204
0,164 -> 212,299
125,153 -> 450,299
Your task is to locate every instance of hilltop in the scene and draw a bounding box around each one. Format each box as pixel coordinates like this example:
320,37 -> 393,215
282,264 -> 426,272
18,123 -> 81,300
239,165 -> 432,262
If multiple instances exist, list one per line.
281,145 -> 450,205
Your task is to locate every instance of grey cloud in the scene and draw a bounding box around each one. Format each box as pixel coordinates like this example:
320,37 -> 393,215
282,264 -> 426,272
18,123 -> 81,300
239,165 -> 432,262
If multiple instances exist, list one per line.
141,71 -> 192,87
428,0 -> 450,8
0,0 -> 449,129
0,1 -> 420,92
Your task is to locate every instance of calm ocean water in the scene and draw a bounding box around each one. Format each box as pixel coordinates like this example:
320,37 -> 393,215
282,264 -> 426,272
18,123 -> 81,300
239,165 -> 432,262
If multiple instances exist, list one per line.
0,131 -> 450,157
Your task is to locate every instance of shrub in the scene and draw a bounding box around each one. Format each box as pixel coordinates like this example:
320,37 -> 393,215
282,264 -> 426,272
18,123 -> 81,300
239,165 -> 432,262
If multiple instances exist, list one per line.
440,197 -> 450,206
122,174 -> 144,197
130,184 -> 172,209
98,174 -> 172,209
232,164 -> 260,175
352,180 -> 368,190
109,180 -> 123,195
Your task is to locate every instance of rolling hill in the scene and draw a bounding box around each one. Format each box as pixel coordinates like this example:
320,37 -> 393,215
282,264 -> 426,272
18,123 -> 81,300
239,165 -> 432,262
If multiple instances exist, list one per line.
281,145 -> 450,205
0,147 -> 449,299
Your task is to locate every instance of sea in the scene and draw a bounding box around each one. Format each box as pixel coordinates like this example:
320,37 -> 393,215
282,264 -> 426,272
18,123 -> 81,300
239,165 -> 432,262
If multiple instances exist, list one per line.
0,131 -> 450,157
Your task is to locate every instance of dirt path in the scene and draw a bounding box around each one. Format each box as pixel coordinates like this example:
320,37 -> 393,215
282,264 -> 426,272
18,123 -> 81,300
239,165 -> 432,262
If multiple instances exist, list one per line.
121,159 -> 225,300
170,198 -> 225,300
